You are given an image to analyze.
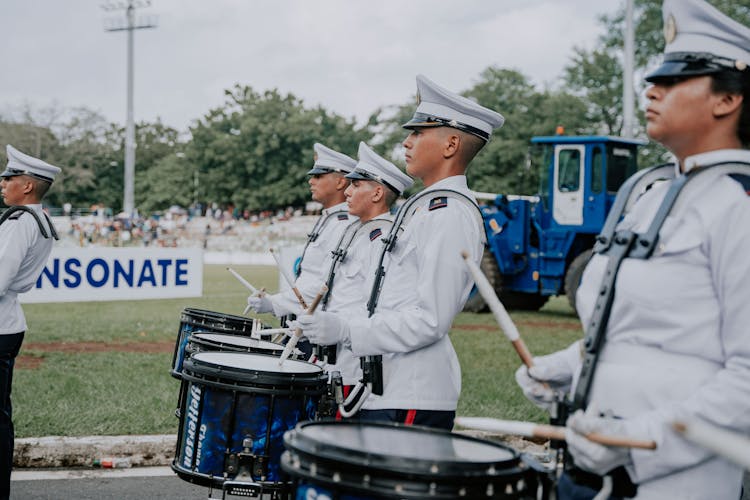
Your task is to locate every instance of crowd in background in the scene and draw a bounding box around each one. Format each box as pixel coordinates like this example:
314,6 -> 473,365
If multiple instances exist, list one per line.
44,202 -> 313,250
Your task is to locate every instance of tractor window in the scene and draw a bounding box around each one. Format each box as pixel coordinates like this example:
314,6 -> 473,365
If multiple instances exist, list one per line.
557,149 -> 581,192
591,146 -> 603,194
606,146 -> 638,193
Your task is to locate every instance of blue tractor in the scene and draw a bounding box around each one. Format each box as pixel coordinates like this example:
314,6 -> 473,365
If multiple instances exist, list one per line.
465,135 -> 644,313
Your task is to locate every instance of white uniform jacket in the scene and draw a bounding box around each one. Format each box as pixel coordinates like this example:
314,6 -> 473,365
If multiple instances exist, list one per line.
324,215 -> 394,385
271,202 -> 357,316
0,204 -> 55,335
576,150 -> 750,500
347,176 -> 484,411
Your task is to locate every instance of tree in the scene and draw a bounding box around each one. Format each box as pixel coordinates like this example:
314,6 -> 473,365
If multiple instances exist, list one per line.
187,85 -> 370,212
563,48 -> 624,136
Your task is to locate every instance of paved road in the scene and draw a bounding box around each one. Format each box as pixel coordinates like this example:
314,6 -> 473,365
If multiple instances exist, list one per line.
11,467 -> 217,500
12,466 -> 750,499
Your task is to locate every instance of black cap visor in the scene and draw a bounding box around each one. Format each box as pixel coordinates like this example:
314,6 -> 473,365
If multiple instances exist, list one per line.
0,167 -> 53,182
402,112 -> 489,142
345,168 -> 400,195
307,166 -> 349,176
645,52 -> 742,83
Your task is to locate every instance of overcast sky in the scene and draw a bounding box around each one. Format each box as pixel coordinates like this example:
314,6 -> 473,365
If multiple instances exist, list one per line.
2,0 -> 624,132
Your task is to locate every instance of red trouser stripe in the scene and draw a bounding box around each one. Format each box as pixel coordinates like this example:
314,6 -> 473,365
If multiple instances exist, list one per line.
404,409 -> 417,425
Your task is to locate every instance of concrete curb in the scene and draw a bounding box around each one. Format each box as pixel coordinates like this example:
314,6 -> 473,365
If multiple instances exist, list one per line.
14,431 -> 549,469
14,435 -> 176,468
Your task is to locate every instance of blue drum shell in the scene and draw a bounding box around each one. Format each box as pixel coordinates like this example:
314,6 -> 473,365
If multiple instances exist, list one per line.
174,352 -> 327,487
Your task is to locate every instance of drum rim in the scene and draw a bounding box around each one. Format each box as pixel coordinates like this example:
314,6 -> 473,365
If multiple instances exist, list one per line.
181,307 -> 256,327
171,461 -> 291,491
283,420 -> 522,477
189,332 -> 287,352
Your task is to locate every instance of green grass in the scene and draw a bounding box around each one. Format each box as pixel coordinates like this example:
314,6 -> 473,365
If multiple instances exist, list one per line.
15,265 -> 583,437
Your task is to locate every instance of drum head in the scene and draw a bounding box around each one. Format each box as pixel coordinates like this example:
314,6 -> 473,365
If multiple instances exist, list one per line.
192,333 -> 285,352
191,351 -> 320,374
285,420 -> 519,477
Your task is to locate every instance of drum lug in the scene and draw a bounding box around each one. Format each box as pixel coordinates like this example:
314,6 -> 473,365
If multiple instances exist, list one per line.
225,439 -> 267,482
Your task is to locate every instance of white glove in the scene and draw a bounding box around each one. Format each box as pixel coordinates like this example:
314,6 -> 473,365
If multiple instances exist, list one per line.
247,294 -> 274,314
566,407 -> 633,475
292,311 -> 349,346
515,340 -> 582,411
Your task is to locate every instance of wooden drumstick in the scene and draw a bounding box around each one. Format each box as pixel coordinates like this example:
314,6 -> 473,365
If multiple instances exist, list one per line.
673,420 -> 750,470
278,284 -> 327,366
270,248 -> 308,310
227,267 -> 260,295
460,251 -> 534,368
456,417 -> 656,450
227,267 -> 266,315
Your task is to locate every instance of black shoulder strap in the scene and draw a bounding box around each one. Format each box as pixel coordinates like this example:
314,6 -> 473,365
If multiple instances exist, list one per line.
572,162 -> 750,410
296,209 -> 348,278
595,163 -> 675,253
321,217 -> 393,311
367,189 -> 486,316
0,206 -> 58,240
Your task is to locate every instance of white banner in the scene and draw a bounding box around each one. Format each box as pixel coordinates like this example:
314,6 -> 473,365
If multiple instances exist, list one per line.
20,247 -> 203,303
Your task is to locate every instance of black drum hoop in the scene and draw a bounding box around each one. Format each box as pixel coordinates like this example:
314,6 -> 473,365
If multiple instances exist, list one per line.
282,420 -> 538,499
171,461 -> 291,493
181,355 -> 327,396
180,307 -> 257,334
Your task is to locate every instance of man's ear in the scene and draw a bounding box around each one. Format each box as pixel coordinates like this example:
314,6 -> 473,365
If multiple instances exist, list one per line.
335,176 -> 350,191
443,132 -> 461,159
22,178 -> 34,195
371,184 -> 384,203
714,91 -> 744,119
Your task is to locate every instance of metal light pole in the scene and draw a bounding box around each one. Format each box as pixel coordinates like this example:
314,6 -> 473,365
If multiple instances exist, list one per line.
622,0 -> 635,139
102,0 -> 157,215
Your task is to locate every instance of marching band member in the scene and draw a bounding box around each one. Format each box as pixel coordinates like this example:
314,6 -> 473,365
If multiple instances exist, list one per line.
246,143 -> 357,317
297,75 -> 504,430
0,145 -> 60,499
517,1 -> 750,498
314,142 -> 413,413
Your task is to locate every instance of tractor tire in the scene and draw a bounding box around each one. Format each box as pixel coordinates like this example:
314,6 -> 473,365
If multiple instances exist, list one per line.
499,291 -> 550,311
565,248 -> 594,315
462,251 -> 502,313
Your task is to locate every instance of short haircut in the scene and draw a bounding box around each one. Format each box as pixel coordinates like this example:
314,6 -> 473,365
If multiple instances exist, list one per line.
711,70 -> 750,147
384,185 -> 399,207
23,175 -> 51,200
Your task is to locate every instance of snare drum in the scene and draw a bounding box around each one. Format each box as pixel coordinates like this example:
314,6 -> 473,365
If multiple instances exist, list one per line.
173,352 -> 327,494
282,421 -> 549,499
171,308 -> 262,377
187,333 -> 303,361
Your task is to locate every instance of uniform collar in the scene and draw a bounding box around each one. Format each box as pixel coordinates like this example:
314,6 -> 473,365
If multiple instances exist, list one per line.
680,149 -> 750,173
322,201 -> 349,216
425,175 -> 469,192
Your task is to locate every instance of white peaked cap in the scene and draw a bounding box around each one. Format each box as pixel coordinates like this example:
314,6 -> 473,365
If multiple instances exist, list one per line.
2,145 -> 61,183
346,142 -> 414,195
402,74 -> 505,142
307,143 -> 357,175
